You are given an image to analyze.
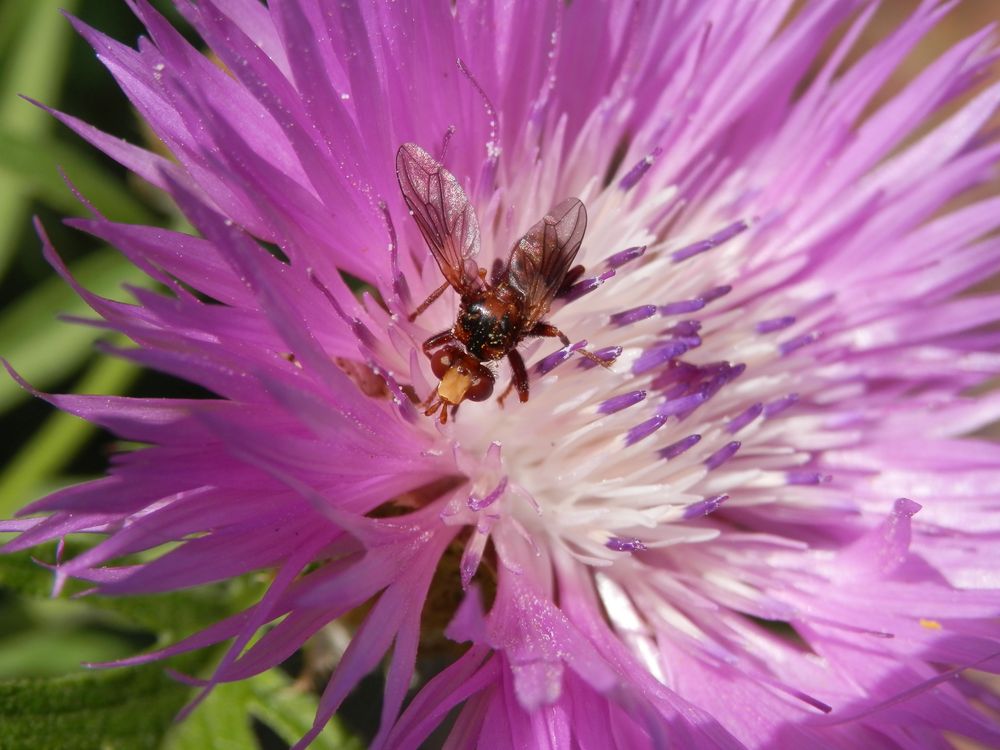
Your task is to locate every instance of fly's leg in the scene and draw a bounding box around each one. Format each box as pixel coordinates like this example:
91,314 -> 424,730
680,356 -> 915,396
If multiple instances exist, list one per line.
529,322 -> 615,367
422,329 -> 457,358
498,349 -> 529,406
408,280 -> 451,322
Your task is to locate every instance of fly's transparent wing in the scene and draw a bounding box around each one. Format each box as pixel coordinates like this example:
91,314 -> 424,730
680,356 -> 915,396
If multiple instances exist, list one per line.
396,143 -> 481,292
505,198 -> 587,327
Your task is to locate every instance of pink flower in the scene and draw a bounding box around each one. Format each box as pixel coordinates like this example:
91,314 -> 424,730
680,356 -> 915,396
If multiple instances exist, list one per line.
5,1 -> 1000,747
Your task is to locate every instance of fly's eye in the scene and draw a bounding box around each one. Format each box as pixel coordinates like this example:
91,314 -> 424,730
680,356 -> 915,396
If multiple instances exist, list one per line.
431,349 -> 453,379
466,366 -> 494,402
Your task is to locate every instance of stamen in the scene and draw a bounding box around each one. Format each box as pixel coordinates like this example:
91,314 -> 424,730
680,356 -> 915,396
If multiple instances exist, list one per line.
380,200 -> 410,306
618,147 -> 662,191
632,340 -> 689,375
756,316 -> 795,334
660,297 -> 706,316
564,268 -> 615,302
659,434 -> 702,459
626,414 -> 667,445
535,340 -> 586,376
780,332 -> 819,356
705,441 -> 741,470
672,220 -> 748,263
468,476 -> 509,511
606,537 -> 647,553
764,393 -> 799,418
457,58 -> 500,165
683,494 -> 729,519
599,390 -> 646,415
603,245 -> 647,270
726,403 -> 763,433
610,305 -> 657,327
786,471 -> 830,485
657,391 -> 706,417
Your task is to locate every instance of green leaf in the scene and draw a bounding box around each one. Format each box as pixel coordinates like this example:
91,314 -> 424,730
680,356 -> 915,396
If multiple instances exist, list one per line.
0,662 -> 195,750
246,670 -> 363,750
0,129 -> 159,225
165,669 -> 364,750
0,0 -> 80,278
0,246 -> 146,413
0,350 -> 139,516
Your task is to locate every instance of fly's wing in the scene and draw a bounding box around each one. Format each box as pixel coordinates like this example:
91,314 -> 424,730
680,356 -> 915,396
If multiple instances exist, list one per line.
504,198 -> 587,327
396,143 -> 482,292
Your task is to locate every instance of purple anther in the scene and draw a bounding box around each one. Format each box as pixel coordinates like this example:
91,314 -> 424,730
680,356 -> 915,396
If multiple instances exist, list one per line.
468,477 -> 508,512
618,148 -> 662,190
764,393 -> 799,418
610,304 -> 657,327
632,340 -> 689,375
702,285 -> 732,303
672,220 -> 748,263
659,434 -> 701,459
604,245 -> 647,270
726,403 -> 763,433
657,391 -> 706,417
786,471 -> 831,486
626,414 -> 668,445
606,536 -> 647,553
705,441 -> 741,470
669,320 -> 702,337
599,390 -> 647,415
756,316 -> 795,334
564,268 -> 616,302
780,331 -> 818,356
578,345 -> 622,370
660,298 -> 706,316
535,340 -> 586,376
683,494 -> 729,519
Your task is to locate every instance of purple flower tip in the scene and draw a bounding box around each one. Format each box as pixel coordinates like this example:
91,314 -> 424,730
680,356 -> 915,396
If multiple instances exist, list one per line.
626,414 -> 668,445
756,316 -> 796,334
603,245 -> 647,269
606,536 -> 647,553
610,304 -> 657,327
659,434 -> 702,459
671,220 -> 748,263
726,403 -> 763,433
468,477 -> 509,512
894,497 -> 922,516
618,148 -> 662,190
563,269 -> 616,302
660,297 -> 706,316
683,494 -> 729,519
779,331 -> 819,356
705,441 -> 741,470
632,340 -> 689,375
658,391 -> 707,417
535,342 -> 585,376
599,390 -> 647,415
764,393 -> 800,418
702,285 -> 732,303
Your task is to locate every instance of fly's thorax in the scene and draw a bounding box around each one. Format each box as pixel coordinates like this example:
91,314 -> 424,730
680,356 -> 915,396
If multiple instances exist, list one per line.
455,289 -> 522,361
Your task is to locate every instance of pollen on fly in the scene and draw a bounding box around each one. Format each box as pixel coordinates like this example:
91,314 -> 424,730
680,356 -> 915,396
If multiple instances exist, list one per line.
395,143 -> 615,423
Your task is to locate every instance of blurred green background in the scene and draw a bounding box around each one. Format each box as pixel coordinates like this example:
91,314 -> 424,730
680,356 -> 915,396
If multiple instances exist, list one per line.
0,1 -> 998,748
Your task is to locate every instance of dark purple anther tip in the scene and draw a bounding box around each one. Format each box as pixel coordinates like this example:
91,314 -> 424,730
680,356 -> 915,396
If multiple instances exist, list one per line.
658,391 -> 706,417
626,414 -> 667,445
618,148 -> 662,190
604,245 -> 647,270
599,390 -> 647,415
468,477 -> 509,511
683,494 -> 729,519
672,220 -> 748,263
786,471 -> 831,486
726,403 -> 763,433
578,346 -> 622,370
632,340 -> 689,375
351,318 -> 375,348
705,441 -> 741,470
669,320 -> 702,337
564,268 -> 615,302
702,285 -> 732,303
606,536 -> 647,553
610,304 -> 657,327
535,340 -> 585,376
660,298 -> 706,316
780,332 -> 818,356
756,316 -> 795,334
764,393 -> 799,418
659,433 -> 701,459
